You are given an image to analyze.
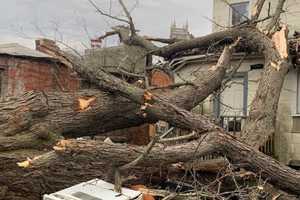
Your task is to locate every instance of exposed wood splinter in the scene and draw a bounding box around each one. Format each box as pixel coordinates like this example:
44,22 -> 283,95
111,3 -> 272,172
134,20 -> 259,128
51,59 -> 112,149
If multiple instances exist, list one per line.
78,96 -> 96,111
143,91 -> 153,101
53,140 -> 71,151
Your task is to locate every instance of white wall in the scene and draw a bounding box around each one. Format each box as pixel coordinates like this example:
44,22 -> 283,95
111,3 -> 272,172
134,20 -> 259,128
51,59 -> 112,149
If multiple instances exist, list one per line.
213,0 -> 300,36
174,58 -> 299,164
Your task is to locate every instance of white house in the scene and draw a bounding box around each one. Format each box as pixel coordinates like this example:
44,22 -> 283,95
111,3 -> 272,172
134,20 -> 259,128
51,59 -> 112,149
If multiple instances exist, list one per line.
172,0 -> 300,166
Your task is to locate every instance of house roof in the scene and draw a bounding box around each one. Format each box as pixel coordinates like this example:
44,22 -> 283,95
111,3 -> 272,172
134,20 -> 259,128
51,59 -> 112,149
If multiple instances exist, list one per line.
170,53 -> 264,72
0,43 -> 55,59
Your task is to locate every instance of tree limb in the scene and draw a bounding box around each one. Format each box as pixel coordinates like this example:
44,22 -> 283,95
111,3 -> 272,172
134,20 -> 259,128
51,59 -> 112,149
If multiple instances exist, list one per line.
118,0 -> 136,35
264,0 -> 286,34
87,0 -> 130,24
251,0 -> 266,21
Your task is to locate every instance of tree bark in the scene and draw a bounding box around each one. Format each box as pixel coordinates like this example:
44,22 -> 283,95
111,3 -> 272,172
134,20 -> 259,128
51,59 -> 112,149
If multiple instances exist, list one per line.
0,89 -> 146,151
9,131 -> 300,198
241,25 -> 289,148
58,26 -> 300,196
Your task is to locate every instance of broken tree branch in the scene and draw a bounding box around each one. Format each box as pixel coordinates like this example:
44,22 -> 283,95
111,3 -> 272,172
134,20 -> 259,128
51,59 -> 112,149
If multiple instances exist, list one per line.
264,0 -> 286,35
87,0 -> 130,24
118,0 -> 136,35
251,0 -> 266,22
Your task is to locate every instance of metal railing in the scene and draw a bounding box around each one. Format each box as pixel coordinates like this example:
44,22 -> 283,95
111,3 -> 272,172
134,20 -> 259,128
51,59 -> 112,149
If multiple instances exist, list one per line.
220,115 -> 275,157
156,115 -> 275,159
220,115 -> 247,136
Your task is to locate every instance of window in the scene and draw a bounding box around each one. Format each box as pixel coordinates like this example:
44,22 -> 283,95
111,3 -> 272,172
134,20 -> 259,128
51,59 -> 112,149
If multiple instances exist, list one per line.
220,116 -> 242,133
230,2 -> 249,25
219,76 -> 247,116
213,72 -> 248,123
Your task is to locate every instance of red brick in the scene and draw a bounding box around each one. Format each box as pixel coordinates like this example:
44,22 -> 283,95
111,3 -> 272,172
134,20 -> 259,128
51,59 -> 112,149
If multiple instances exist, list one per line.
3,57 -> 80,96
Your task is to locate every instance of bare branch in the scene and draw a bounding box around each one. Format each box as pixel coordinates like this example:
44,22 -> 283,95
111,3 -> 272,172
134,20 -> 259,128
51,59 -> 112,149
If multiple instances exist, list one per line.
144,37 -> 182,44
159,131 -> 199,143
118,0 -> 136,35
97,30 -> 119,40
87,0 -> 130,24
251,0 -> 266,21
149,82 -> 196,91
119,135 -> 159,171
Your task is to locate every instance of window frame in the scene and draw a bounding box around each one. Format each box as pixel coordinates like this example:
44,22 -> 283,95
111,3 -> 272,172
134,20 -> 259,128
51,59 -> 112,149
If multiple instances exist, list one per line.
213,72 -> 248,118
229,1 -> 250,26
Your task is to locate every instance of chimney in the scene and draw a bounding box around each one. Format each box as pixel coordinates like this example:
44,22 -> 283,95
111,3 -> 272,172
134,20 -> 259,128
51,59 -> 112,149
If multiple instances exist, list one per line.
35,38 -> 60,56
35,38 -> 73,69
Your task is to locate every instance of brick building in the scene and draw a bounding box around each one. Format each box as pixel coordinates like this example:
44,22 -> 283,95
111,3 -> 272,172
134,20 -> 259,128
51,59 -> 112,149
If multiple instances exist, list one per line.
0,42 -> 80,98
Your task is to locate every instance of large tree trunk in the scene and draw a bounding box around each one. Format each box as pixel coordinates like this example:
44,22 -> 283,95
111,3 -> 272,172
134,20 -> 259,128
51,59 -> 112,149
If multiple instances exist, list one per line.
0,40 -> 236,145
0,45 -> 237,199
241,25 -> 289,147
0,89 -> 146,151
3,131 -> 299,199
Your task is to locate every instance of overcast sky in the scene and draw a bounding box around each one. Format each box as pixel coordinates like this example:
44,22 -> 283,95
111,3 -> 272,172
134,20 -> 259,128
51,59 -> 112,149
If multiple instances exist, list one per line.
0,0 -> 213,50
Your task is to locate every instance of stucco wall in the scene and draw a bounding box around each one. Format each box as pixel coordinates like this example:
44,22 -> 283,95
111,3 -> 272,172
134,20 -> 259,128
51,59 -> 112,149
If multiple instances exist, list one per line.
213,0 -> 300,35
209,0 -> 300,164
174,57 -> 299,164
84,45 -> 148,75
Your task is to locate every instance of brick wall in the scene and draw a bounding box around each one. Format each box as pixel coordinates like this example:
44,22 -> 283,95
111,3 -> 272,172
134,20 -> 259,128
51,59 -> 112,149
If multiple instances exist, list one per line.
2,56 -> 80,97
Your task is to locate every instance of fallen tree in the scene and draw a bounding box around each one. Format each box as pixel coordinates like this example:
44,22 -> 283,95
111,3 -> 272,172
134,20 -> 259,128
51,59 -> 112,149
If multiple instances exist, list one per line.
1,0 -> 300,199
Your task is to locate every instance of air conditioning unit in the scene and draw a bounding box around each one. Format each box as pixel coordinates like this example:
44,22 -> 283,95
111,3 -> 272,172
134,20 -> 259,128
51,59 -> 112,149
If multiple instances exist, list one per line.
43,179 -> 143,200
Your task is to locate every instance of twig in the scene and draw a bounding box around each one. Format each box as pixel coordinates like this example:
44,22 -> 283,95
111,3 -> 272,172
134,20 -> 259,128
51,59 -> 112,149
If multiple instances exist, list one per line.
161,193 -> 177,200
145,37 -> 182,44
118,0 -> 136,35
119,135 -> 160,171
160,127 -> 175,139
149,82 -> 195,91
159,131 -> 199,143
97,30 -> 119,40
114,135 -> 160,193
251,0 -> 266,22
87,0 -> 130,24
117,67 -> 145,78
222,53 -> 247,87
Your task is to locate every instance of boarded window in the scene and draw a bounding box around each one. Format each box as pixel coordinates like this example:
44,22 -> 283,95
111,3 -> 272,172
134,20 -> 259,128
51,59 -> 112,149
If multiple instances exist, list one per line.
230,2 -> 249,25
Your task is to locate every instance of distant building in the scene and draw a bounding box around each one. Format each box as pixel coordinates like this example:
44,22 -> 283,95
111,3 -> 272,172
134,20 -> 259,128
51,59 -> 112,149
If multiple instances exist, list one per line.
170,21 -> 193,40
